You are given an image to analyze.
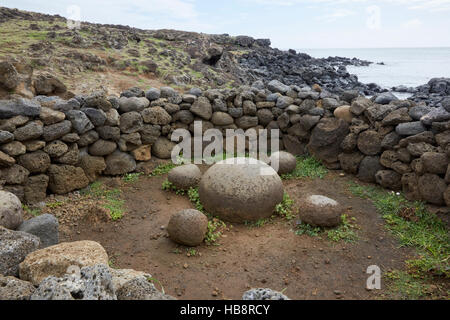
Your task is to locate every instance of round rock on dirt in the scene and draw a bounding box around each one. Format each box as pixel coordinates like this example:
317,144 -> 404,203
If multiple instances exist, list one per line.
0,191 -> 24,230
168,164 -> 202,189
269,151 -> 297,175
299,195 -> 342,227
198,157 -> 284,223
167,209 -> 208,246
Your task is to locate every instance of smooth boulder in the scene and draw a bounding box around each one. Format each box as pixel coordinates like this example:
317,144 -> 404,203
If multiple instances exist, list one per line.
167,209 -> 208,246
298,195 -> 341,227
198,158 -> 284,223
269,151 -> 297,175
168,164 -> 202,189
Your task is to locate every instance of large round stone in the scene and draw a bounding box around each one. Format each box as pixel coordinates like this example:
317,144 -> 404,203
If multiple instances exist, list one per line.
198,158 -> 284,223
0,191 -> 24,230
168,164 -> 201,189
269,151 -> 297,175
167,209 -> 208,246
299,195 -> 341,227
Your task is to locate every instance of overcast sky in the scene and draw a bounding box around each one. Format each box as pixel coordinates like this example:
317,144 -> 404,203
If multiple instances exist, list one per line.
2,0 -> 450,49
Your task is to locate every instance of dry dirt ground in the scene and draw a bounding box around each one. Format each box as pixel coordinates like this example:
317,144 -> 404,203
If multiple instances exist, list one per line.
29,162 -> 449,300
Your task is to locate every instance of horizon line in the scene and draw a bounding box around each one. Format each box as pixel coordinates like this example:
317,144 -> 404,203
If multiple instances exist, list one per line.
292,46 -> 450,50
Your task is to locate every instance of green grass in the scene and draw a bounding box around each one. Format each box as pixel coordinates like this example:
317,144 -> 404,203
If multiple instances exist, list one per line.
187,187 -> 205,213
190,70 -> 204,79
295,214 -> 359,243
243,192 -> 296,228
161,179 -> 186,195
275,193 -> 296,220
349,182 -> 450,278
281,156 -> 328,180
103,196 -> 125,221
82,182 -> 125,221
384,270 -> 445,300
147,276 -> 165,295
22,205 -> 42,217
27,31 -> 47,40
123,172 -> 142,183
326,214 -> 359,243
295,222 -> 322,237
150,162 -> 177,176
186,248 -> 198,257
108,258 -> 117,269
245,218 -> 270,228
205,218 -> 226,245
46,200 -> 64,209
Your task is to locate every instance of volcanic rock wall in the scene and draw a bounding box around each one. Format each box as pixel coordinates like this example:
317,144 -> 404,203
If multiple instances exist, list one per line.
1,80 -> 450,207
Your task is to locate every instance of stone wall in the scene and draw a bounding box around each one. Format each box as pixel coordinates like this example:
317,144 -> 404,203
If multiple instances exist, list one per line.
1,80 -> 450,207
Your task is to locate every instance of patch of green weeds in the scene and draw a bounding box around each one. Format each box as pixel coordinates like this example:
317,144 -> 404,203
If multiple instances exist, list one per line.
82,182 -> 125,221
349,182 -> 450,278
295,214 -> 359,243
275,193 -> 295,220
150,162 -> 177,176
161,179 -> 186,195
384,270 -> 446,300
295,222 -> 322,237
205,218 -> 226,245
123,172 -> 142,183
22,204 -> 42,217
186,248 -> 198,257
147,276 -> 165,294
245,218 -> 270,228
281,156 -> 328,180
327,214 -> 359,243
46,200 -> 64,209
187,187 -> 204,212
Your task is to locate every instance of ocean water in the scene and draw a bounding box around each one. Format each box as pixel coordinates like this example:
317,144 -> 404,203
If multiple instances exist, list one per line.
300,47 -> 450,90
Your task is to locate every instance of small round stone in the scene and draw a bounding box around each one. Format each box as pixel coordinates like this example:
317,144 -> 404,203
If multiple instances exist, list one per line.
167,209 -> 208,246
299,195 -> 342,227
168,164 -> 202,189
269,151 -> 297,175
